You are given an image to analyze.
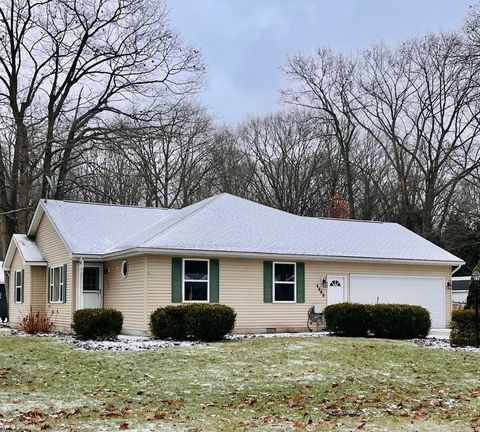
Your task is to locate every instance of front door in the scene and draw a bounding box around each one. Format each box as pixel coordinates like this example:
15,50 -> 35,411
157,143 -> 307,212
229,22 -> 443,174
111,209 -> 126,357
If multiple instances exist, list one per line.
80,264 -> 103,309
327,276 -> 346,305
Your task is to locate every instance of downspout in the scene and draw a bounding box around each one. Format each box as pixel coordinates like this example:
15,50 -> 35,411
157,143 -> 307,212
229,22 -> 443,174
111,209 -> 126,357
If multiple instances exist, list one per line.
79,257 -> 84,309
452,264 -> 464,275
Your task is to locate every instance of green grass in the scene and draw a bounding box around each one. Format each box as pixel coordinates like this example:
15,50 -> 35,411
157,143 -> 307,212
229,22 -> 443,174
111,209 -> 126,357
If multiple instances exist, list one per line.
1,336 -> 480,431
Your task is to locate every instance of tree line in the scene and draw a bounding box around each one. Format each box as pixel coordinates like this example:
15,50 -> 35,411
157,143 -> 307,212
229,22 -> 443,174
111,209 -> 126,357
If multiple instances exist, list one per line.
0,0 -> 479,274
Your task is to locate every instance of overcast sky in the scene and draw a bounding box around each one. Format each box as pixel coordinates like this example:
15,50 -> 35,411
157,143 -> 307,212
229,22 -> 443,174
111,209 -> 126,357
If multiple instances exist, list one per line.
167,1 -> 472,124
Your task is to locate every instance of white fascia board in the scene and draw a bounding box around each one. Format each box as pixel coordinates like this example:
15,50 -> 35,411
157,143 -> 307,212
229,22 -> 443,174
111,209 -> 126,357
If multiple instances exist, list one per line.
71,247 -> 465,267
26,201 -> 45,236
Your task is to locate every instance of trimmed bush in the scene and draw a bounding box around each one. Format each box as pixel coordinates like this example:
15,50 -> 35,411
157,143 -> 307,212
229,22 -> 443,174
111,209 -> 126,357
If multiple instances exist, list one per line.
149,305 -> 188,340
324,303 -> 431,339
184,304 -> 236,342
324,302 -> 371,337
72,308 -> 123,340
369,304 -> 431,339
149,304 -> 236,341
450,309 -> 476,346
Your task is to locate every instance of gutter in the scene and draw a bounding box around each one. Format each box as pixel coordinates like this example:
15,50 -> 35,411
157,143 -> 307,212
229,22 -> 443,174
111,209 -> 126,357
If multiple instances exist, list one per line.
71,247 -> 465,267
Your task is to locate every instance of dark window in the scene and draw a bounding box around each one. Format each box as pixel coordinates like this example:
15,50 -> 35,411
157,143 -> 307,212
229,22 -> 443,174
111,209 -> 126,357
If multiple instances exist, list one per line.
122,261 -> 129,278
273,263 -> 295,302
184,260 -> 208,301
83,267 -> 100,291
15,271 -> 23,303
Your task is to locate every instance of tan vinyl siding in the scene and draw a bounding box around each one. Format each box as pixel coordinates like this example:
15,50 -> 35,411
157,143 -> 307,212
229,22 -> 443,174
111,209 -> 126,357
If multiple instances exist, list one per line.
30,266 -> 46,312
104,256 -> 146,334
35,214 -> 73,330
145,255 -> 171,317
8,249 -> 30,326
99,254 -> 452,335
141,255 -> 452,333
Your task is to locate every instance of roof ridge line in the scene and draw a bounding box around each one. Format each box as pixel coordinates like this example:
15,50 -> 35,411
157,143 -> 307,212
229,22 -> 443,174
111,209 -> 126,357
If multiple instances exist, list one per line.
138,194 -> 224,248
105,194 -> 223,253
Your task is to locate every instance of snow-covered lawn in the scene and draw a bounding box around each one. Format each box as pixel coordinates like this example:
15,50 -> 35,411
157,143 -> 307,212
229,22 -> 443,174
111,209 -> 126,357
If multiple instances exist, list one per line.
1,334 -> 480,431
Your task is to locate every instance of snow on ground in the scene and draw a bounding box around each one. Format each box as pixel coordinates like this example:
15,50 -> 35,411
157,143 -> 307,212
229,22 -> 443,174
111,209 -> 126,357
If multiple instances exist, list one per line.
11,331 -> 204,352
413,337 -> 480,352
7,329 -> 480,353
226,331 -> 329,340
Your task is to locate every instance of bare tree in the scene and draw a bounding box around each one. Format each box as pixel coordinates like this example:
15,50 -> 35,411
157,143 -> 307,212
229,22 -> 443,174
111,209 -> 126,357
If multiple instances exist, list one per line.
0,0 -> 204,255
282,48 -> 358,218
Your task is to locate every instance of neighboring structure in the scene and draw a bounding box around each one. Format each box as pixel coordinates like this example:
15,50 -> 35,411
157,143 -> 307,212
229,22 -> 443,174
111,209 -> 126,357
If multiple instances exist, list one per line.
0,261 -> 6,322
452,276 -> 470,309
3,194 -> 464,334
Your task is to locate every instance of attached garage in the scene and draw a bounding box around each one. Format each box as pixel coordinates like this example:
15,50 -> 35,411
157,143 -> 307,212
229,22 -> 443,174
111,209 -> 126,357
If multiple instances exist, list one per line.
350,274 -> 446,328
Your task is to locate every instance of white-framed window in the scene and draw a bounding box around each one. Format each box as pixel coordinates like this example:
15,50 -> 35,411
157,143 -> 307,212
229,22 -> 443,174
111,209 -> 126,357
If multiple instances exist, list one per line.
14,270 -> 23,304
183,258 -> 209,302
273,262 -> 296,303
49,266 -> 64,303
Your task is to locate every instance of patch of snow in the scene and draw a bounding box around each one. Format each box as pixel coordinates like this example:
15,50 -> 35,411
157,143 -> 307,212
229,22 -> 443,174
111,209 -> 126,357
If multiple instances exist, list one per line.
413,337 -> 480,352
226,331 -> 329,340
11,331 -> 205,352
12,234 -> 46,263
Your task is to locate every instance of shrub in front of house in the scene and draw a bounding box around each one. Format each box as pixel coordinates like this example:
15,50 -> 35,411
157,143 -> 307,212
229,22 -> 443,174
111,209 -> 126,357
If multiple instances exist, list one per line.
450,309 -> 476,346
369,304 -> 431,339
19,307 -> 55,334
324,303 -> 431,339
149,304 -> 236,341
72,308 -> 123,340
149,305 -> 188,340
183,304 -> 236,342
324,303 -> 371,337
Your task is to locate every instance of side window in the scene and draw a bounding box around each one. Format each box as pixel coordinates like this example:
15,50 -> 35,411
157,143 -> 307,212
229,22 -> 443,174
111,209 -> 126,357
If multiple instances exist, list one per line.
49,266 -> 65,303
14,270 -> 23,303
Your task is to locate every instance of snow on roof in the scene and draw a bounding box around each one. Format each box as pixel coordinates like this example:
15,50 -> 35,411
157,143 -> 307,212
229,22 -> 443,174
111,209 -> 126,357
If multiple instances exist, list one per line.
0,262 -> 4,284
13,234 -> 46,263
40,193 -> 463,264
41,200 -> 173,255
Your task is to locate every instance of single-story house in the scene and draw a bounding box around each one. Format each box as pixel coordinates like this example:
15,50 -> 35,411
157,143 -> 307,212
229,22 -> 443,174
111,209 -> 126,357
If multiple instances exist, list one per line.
0,261 -> 6,322
452,276 -> 470,307
3,193 -> 464,334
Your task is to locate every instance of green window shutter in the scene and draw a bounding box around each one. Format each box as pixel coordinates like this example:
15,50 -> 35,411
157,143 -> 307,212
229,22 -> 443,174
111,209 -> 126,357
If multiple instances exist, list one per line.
209,259 -> 219,303
263,261 -> 273,303
21,269 -> 25,303
47,267 -> 51,303
172,258 -> 183,303
63,264 -> 68,303
296,262 -> 305,303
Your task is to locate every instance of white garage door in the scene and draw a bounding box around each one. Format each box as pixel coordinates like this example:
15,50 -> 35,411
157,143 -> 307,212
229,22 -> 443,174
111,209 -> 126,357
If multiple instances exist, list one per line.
350,275 -> 446,328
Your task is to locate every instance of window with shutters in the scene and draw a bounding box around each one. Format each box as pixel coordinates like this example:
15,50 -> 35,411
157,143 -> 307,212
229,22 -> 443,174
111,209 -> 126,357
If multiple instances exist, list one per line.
14,270 -> 23,303
183,259 -> 209,302
49,266 -> 65,303
273,262 -> 296,303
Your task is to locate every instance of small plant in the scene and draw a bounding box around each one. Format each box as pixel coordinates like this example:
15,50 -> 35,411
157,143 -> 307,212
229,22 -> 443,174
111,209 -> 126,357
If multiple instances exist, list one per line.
149,304 -> 236,341
19,308 -> 55,334
450,309 -> 475,346
72,308 -> 123,341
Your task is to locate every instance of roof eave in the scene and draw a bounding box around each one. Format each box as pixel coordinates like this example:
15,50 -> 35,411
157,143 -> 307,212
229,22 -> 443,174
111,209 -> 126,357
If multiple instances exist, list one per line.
71,247 -> 465,267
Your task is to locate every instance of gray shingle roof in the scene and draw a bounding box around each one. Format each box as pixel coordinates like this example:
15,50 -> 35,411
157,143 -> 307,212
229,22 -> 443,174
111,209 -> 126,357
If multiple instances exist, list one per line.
39,194 -> 463,265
